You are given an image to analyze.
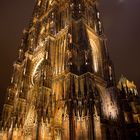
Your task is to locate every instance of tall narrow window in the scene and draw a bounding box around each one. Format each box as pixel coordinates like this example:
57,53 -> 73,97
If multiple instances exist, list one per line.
89,39 -> 99,72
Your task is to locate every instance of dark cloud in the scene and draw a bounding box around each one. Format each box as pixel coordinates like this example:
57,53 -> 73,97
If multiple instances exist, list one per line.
0,0 -> 140,110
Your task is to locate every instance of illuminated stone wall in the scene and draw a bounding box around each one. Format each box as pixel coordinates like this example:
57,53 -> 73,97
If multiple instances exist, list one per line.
0,0 -> 124,140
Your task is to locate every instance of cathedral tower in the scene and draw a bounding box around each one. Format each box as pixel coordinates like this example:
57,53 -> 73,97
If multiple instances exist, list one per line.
0,0 -> 122,139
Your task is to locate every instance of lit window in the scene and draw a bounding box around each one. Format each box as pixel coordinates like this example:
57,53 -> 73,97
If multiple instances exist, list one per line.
97,12 -> 100,18
38,0 -> 41,6
89,39 -> 99,72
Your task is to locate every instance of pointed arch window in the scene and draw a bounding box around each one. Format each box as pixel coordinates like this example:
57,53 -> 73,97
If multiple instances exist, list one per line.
89,39 -> 99,72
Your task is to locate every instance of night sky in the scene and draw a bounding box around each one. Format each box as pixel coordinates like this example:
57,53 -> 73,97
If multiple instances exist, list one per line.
0,0 -> 140,111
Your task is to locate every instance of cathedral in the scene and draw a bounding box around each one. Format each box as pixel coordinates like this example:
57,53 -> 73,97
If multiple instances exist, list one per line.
0,0 -> 140,140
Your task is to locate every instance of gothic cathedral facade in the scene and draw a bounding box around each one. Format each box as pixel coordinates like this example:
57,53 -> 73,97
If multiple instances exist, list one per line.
0,0 -> 140,140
